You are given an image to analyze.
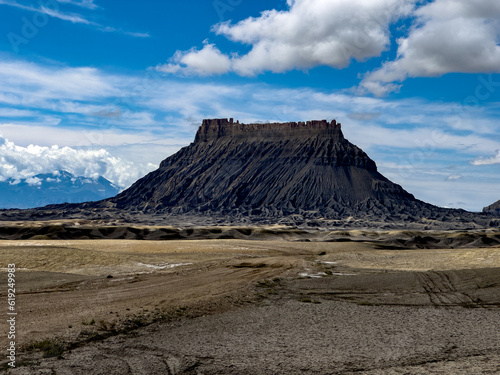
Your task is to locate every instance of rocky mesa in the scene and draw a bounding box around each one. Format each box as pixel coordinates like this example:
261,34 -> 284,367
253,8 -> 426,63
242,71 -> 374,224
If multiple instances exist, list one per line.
103,118 -> 467,222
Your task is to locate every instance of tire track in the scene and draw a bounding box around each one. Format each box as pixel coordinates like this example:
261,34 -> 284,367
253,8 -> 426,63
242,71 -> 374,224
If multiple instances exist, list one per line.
417,271 -> 477,307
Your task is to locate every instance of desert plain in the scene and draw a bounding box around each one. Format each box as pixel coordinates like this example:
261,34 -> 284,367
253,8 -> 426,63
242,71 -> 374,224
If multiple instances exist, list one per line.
1,222 -> 500,374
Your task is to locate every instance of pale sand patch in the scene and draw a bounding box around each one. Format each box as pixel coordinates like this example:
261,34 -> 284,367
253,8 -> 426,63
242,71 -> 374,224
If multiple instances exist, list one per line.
2,239 -> 500,276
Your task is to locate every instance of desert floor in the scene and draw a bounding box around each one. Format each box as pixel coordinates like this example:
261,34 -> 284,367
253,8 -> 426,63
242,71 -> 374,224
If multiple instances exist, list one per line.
1,229 -> 500,374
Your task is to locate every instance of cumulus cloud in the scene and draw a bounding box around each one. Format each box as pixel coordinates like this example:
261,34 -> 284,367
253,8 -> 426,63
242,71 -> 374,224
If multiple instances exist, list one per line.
156,42 -> 232,76
25,176 -> 42,186
157,0 -> 500,94
361,0 -> 500,95
472,150 -> 500,165
158,0 -> 415,76
0,136 -> 154,188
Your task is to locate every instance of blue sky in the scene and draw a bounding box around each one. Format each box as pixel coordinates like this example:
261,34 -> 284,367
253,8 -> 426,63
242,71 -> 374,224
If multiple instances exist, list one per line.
0,0 -> 499,211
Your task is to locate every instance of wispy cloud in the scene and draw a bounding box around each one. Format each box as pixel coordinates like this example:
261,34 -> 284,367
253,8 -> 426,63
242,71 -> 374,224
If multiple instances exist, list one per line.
0,0 -> 34,12
56,0 -> 99,10
100,26 -> 150,38
0,0 -> 149,37
0,59 -> 120,100
0,0 -> 93,24
121,31 -> 150,38
40,4 -> 93,24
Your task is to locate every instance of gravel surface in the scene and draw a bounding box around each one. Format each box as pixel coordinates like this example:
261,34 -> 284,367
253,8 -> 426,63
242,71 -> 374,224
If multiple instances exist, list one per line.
2,236 -> 499,374
6,298 -> 500,374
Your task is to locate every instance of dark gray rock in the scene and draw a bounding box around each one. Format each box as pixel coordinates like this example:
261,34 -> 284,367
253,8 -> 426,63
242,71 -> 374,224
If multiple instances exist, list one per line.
107,119 -> 452,220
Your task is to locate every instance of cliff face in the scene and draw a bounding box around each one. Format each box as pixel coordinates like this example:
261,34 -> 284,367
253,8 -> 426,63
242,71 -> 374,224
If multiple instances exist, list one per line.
107,118 -> 434,219
194,118 -> 345,142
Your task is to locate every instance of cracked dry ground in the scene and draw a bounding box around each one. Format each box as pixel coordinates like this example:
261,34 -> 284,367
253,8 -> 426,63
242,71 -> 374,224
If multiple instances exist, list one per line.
1,236 -> 500,374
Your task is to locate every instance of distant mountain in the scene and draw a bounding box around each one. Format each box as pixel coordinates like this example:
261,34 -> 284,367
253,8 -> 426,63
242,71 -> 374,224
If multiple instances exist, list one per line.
0,170 -> 119,209
483,200 -> 500,216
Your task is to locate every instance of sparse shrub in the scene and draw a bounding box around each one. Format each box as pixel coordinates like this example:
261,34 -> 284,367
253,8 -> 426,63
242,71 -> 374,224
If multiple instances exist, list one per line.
29,339 -> 65,358
128,316 -> 147,329
98,320 -> 116,332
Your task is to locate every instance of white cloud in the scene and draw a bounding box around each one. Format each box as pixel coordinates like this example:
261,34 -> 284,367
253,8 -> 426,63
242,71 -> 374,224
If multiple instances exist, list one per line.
0,0 -> 93,25
57,0 -> 99,10
40,5 -> 92,24
99,26 -> 150,38
25,176 -> 42,186
0,122 -> 173,151
156,0 -> 500,94
0,0 -> 148,37
361,0 -> 500,95
120,31 -> 150,38
0,60 -> 170,130
0,59 -> 120,101
156,43 -> 232,76
0,59 -> 163,128
472,150 -> 500,165
159,0 -> 415,76
446,174 -> 462,181
0,136 -> 155,188
416,0 -> 500,20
